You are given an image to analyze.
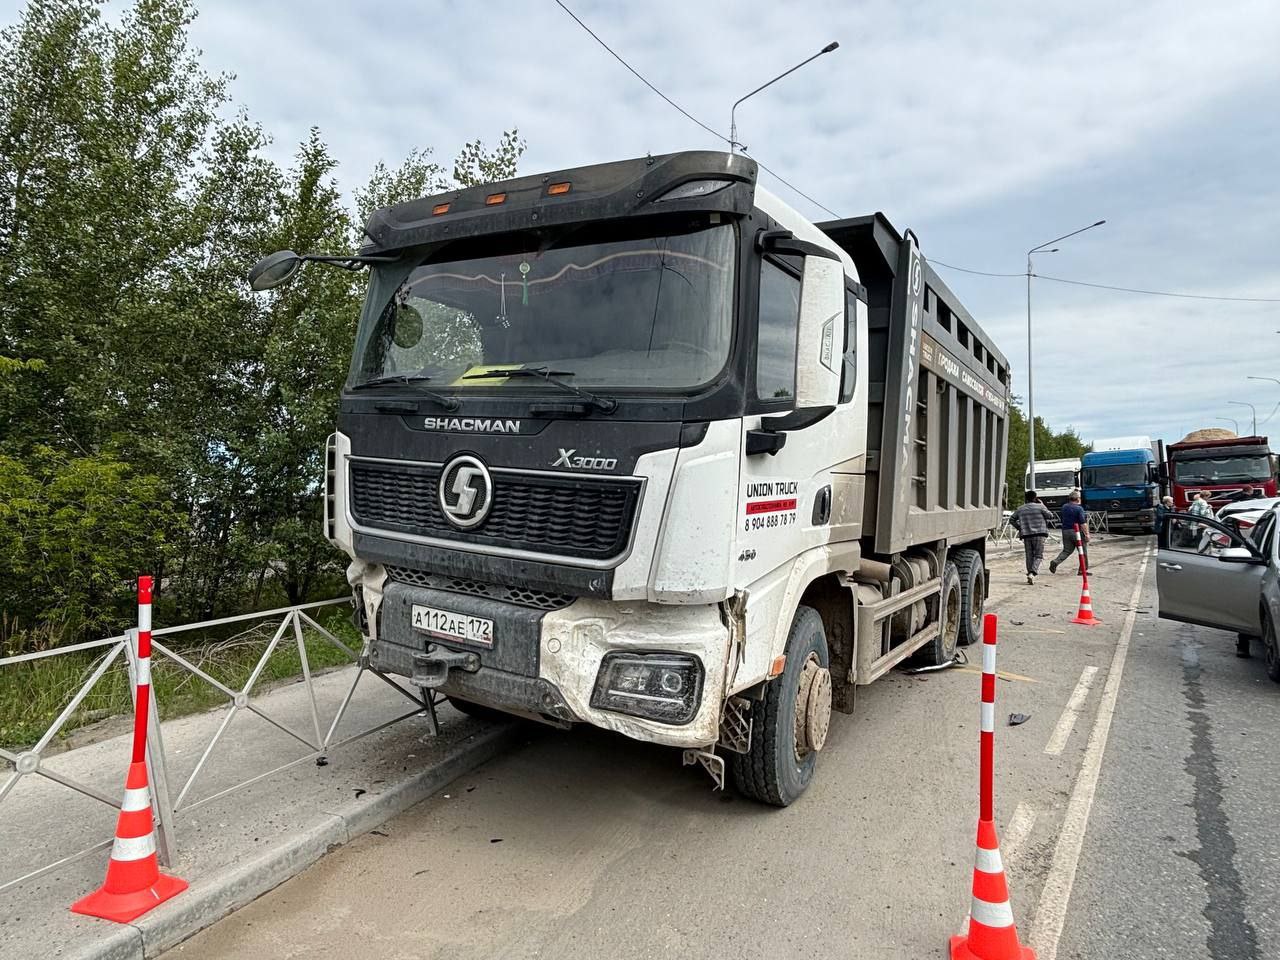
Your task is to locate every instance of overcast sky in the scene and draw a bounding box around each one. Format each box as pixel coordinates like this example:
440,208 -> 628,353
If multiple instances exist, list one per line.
8,0 -> 1280,444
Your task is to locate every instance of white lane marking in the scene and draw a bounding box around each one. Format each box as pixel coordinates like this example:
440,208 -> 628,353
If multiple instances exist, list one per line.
958,802 -> 1038,934
1028,546 -> 1152,960
1043,666 -> 1101,756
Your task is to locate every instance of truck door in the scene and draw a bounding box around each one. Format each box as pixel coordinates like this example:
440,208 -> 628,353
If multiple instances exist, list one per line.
1156,513 -> 1265,634
734,246 -> 844,678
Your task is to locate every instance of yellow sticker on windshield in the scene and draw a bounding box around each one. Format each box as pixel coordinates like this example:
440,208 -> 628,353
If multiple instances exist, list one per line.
452,364 -> 524,386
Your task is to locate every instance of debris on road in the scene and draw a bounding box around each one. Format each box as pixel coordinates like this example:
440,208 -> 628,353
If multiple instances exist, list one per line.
1008,713 -> 1031,726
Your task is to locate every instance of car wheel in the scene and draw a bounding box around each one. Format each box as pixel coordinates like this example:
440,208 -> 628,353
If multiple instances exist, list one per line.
1264,612 -> 1280,684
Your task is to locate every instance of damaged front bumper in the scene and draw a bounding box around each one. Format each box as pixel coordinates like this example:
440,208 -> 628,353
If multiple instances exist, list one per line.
355,565 -> 732,749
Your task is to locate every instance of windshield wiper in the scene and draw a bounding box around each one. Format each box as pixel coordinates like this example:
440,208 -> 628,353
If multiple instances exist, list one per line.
350,371 -> 459,410
463,367 -> 617,413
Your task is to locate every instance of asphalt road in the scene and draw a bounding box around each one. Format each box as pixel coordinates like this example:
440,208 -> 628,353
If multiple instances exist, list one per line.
159,535 -> 1279,960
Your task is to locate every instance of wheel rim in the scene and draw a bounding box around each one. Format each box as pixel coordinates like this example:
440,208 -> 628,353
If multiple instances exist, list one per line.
970,570 -> 986,632
794,652 -> 832,761
943,581 -> 961,657
1266,617 -> 1279,672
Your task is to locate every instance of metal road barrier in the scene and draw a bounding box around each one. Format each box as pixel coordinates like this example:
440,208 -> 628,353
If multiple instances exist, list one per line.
0,599 -> 436,894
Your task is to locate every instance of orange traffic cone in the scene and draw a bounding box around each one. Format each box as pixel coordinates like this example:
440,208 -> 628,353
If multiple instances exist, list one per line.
71,761 -> 186,922
1070,574 -> 1101,626
950,819 -> 1036,960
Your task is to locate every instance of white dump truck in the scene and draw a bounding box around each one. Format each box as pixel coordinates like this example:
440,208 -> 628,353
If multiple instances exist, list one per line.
250,150 -> 1011,805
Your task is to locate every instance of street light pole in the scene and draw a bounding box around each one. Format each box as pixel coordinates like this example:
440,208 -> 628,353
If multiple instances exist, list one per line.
1229,400 -> 1258,436
730,42 -> 839,153
1217,416 -> 1240,434
1024,219 -> 1106,491
1246,376 -> 1280,428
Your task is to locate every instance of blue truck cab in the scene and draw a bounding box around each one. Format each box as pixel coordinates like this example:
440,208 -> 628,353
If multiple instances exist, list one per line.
1080,436 -> 1161,532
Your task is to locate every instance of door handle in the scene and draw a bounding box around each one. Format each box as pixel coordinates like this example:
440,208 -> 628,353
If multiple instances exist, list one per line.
1159,562 -> 1182,571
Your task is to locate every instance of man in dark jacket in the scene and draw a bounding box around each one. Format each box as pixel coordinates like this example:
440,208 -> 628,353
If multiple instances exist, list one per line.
1011,491 -> 1055,584
1050,490 -> 1090,574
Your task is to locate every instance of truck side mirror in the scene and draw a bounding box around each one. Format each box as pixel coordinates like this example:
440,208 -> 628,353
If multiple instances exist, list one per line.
793,253 -> 843,410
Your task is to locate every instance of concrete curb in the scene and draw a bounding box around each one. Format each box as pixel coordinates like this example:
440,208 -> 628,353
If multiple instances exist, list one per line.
101,722 -> 523,959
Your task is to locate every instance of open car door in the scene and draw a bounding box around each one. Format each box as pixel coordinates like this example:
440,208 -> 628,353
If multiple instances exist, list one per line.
1157,512 -> 1266,635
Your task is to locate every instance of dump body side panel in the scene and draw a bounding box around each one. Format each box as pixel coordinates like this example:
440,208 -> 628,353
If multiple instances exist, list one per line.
817,215 -> 1010,555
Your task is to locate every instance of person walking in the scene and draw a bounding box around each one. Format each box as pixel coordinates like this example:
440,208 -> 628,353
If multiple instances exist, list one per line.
1049,490 -> 1090,574
1011,490 -> 1055,584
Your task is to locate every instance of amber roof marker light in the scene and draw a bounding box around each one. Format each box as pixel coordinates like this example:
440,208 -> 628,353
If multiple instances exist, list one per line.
485,192 -> 507,205
547,181 -> 572,196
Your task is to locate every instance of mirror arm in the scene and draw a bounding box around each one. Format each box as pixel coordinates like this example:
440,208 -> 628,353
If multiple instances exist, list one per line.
301,253 -> 401,270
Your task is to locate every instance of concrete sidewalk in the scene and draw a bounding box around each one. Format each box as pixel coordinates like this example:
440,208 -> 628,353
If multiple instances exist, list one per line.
0,661 -> 524,960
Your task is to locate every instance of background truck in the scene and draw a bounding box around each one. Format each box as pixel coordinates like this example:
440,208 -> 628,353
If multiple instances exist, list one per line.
1080,435 -> 1163,531
1166,431 -> 1276,509
253,150 -> 1010,806
1025,456 -> 1080,512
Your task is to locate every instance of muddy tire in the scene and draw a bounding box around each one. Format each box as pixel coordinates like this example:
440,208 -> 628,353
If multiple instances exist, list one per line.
956,549 -> 986,647
914,561 -> 962,666
732,606 -> 830,807
1263,611 -> 1280,684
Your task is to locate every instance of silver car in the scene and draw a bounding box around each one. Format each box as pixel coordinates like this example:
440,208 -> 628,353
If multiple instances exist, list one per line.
1156,505 -> 1280,681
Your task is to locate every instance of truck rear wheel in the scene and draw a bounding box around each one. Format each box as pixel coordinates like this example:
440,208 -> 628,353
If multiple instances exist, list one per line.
915,561 -> 962,665
732,605 -> 830,807
955,549 -> 985,646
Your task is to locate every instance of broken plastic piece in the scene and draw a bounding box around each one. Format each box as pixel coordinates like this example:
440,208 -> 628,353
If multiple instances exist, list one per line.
1008,713 -> 1030,726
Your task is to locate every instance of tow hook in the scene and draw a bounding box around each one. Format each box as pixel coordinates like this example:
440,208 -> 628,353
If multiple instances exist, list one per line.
412,645 -> 481,688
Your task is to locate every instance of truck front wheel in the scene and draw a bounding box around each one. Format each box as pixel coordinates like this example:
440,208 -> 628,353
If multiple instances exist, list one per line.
732,606 -> 831,807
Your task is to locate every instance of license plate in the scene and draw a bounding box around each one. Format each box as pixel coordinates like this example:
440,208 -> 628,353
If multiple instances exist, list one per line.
410,604 -> 494,647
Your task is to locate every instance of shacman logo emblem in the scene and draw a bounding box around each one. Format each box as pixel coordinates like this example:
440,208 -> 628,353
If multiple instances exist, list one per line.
438,455 -> 493,529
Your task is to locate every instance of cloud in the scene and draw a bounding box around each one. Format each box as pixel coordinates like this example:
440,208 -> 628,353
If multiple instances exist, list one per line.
3,0 -> 1278,442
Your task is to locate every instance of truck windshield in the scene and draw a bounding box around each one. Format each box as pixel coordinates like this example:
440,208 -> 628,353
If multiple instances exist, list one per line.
1174,454 -> 1271,484
1032,470 -> 1076,488
1082,464 -> 1148,486
350,219 -> 735,393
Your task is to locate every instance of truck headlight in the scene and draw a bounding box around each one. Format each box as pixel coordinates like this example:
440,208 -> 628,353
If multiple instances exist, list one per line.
590,652 -> 704,725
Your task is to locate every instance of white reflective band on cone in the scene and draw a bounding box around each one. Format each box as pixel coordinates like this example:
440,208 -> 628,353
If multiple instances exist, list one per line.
970,895 -> 1015,928
975,846 -> 1003,874
111,832 -> 156,862
121,786 -> 151,813
139,606 -> 151,632
136,656 -> 150,687
980,702 -> 995,732
982,645 -> 996,674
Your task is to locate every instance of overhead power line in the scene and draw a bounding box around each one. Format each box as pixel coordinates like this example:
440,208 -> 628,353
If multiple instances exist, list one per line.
1033,273 -> 1280,303
554,0 -> 1274,302
552,0 -> 841,219
930,258 -> 1280,303
929,260 -> 1024,278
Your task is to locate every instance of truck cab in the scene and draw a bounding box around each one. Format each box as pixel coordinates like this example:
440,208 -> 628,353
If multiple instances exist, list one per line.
1167,435 -> 1277,510
254,151 -> 1009,805
1026,457 -> 1080,513
1081,441 -> 1159,532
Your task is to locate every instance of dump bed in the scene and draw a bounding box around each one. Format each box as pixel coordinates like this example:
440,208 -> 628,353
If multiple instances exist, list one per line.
818,214 -> 1011,555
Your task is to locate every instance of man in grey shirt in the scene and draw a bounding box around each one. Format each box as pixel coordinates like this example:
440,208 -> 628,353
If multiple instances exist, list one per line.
1011,490 -> 1055,584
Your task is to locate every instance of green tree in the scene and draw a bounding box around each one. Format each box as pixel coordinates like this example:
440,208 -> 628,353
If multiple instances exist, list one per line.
0,0 -> 527,636
1005,398 -> 1089,503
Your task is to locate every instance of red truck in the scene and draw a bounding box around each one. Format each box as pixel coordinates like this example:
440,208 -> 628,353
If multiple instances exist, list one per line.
1166,434 -> 1277,509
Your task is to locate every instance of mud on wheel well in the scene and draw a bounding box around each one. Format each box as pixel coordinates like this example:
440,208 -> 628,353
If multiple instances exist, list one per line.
799,574 -> 856,713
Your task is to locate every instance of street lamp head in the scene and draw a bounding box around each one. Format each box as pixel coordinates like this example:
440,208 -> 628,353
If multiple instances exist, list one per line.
821,41 -> 839,53
1092,220 -> 1106,227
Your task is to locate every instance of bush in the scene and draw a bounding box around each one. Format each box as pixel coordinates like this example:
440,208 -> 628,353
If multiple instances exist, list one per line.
0,448 -> 178,649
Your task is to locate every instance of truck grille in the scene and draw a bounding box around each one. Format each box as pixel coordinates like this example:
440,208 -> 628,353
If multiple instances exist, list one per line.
349,459 -> 640,561
384,567 -> 576,611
